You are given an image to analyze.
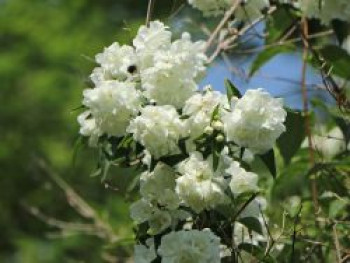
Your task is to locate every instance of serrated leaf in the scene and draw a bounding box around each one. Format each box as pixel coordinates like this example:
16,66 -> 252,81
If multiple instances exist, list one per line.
319,45 -> 350,79
238,217 -> 263,235
250,45 -> 294,77
259,149 -> 276,178
224,79 -> 242,100
277,109 -> 306,165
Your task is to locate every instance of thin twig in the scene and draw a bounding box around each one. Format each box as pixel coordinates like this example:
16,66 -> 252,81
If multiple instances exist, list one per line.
232,30 -> 333,54
146,0 -> 156,26
205,0 -> 242,52
333,224 -> 342,263
300,18 -> 319,213
290,205 -> 303,263
34,158 -> 119,243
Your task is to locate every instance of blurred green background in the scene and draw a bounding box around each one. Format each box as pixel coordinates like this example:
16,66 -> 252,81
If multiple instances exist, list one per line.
0,0 -> 184,262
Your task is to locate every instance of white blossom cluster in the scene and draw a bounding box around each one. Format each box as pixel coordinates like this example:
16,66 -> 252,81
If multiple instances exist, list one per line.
78,21 -> 207,147
298,0 -> 350,24
77,21 -> 287,262
187,0 -> 350,25
135,229 -> 221,263
187,0 -> 270,20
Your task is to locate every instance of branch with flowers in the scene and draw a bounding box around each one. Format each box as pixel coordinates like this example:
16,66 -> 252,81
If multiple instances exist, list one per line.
73,0 -> 350,262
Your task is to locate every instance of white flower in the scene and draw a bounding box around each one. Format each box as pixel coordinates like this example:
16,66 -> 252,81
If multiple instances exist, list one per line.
176,152 -> 228,213
184,89 -> 228,141
130,199 -> 157,224
141,33 -> 207,108
158,229 -> 221,263
226,161 -> 259,195
77,110 -> 101,146
299,0 -> 350,24
93,43 -> 138,83
148,210 -> 173,235
82,81 -> 141,137
130,198 -> 189,235
127,105 -> 186,158
134,238 -> 157,263
133,21 -> 172,70
140,163 -> 180,210
311,126 -> 346,160
223,88 -> 286,154
187,0 -> 232,17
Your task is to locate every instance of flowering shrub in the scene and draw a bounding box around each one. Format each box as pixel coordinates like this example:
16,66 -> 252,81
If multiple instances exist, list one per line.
73,0 -> 350,262
77,19 -> 289,261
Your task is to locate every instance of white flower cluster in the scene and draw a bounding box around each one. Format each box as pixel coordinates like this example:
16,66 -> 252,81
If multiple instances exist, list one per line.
298,0 -> 350,24
188,0 -> 350,25
187,0 -> 270,20
135,229 -> 221,263
77,21 -> 287,262
78,21 -> 207,147
176,152 -> 229,212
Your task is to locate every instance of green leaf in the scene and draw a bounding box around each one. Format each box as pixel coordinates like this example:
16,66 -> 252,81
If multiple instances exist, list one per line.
249,45 -> 294,77
211,105 -> 220,122
332,20 -> 350,44
238,243 -> 276,263
258,149 -> 276,178
329,199 -> 348,219
265,7 -> 296,44
319,45 -> 350,79
212,147 -> 220,171
158,154 -> 188,167
277,109 -> 306,165
238,217 -> 263,235
224,79 -> 242,100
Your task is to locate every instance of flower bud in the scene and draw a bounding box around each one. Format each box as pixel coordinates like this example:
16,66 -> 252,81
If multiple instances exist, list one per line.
204,126 -> 214,135
212,120 -> 224,131
215,134 -> 225,142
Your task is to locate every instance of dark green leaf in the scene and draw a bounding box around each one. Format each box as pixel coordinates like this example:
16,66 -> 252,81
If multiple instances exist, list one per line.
158,154 -> 188,167
265,7 -> 296,44
238,217 -> 263,235
332,20 -> 350,44
250,45 -> 294,77
238,243 -> 276,263
224,79 -> 242,100
178,137 -> 189,154
258,149 -> 276,178
277,109 -> 306,165
329,199 -> 348,219
319,45 -> 350,79
126,173 -> 141,193
212,147 -> 220,171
